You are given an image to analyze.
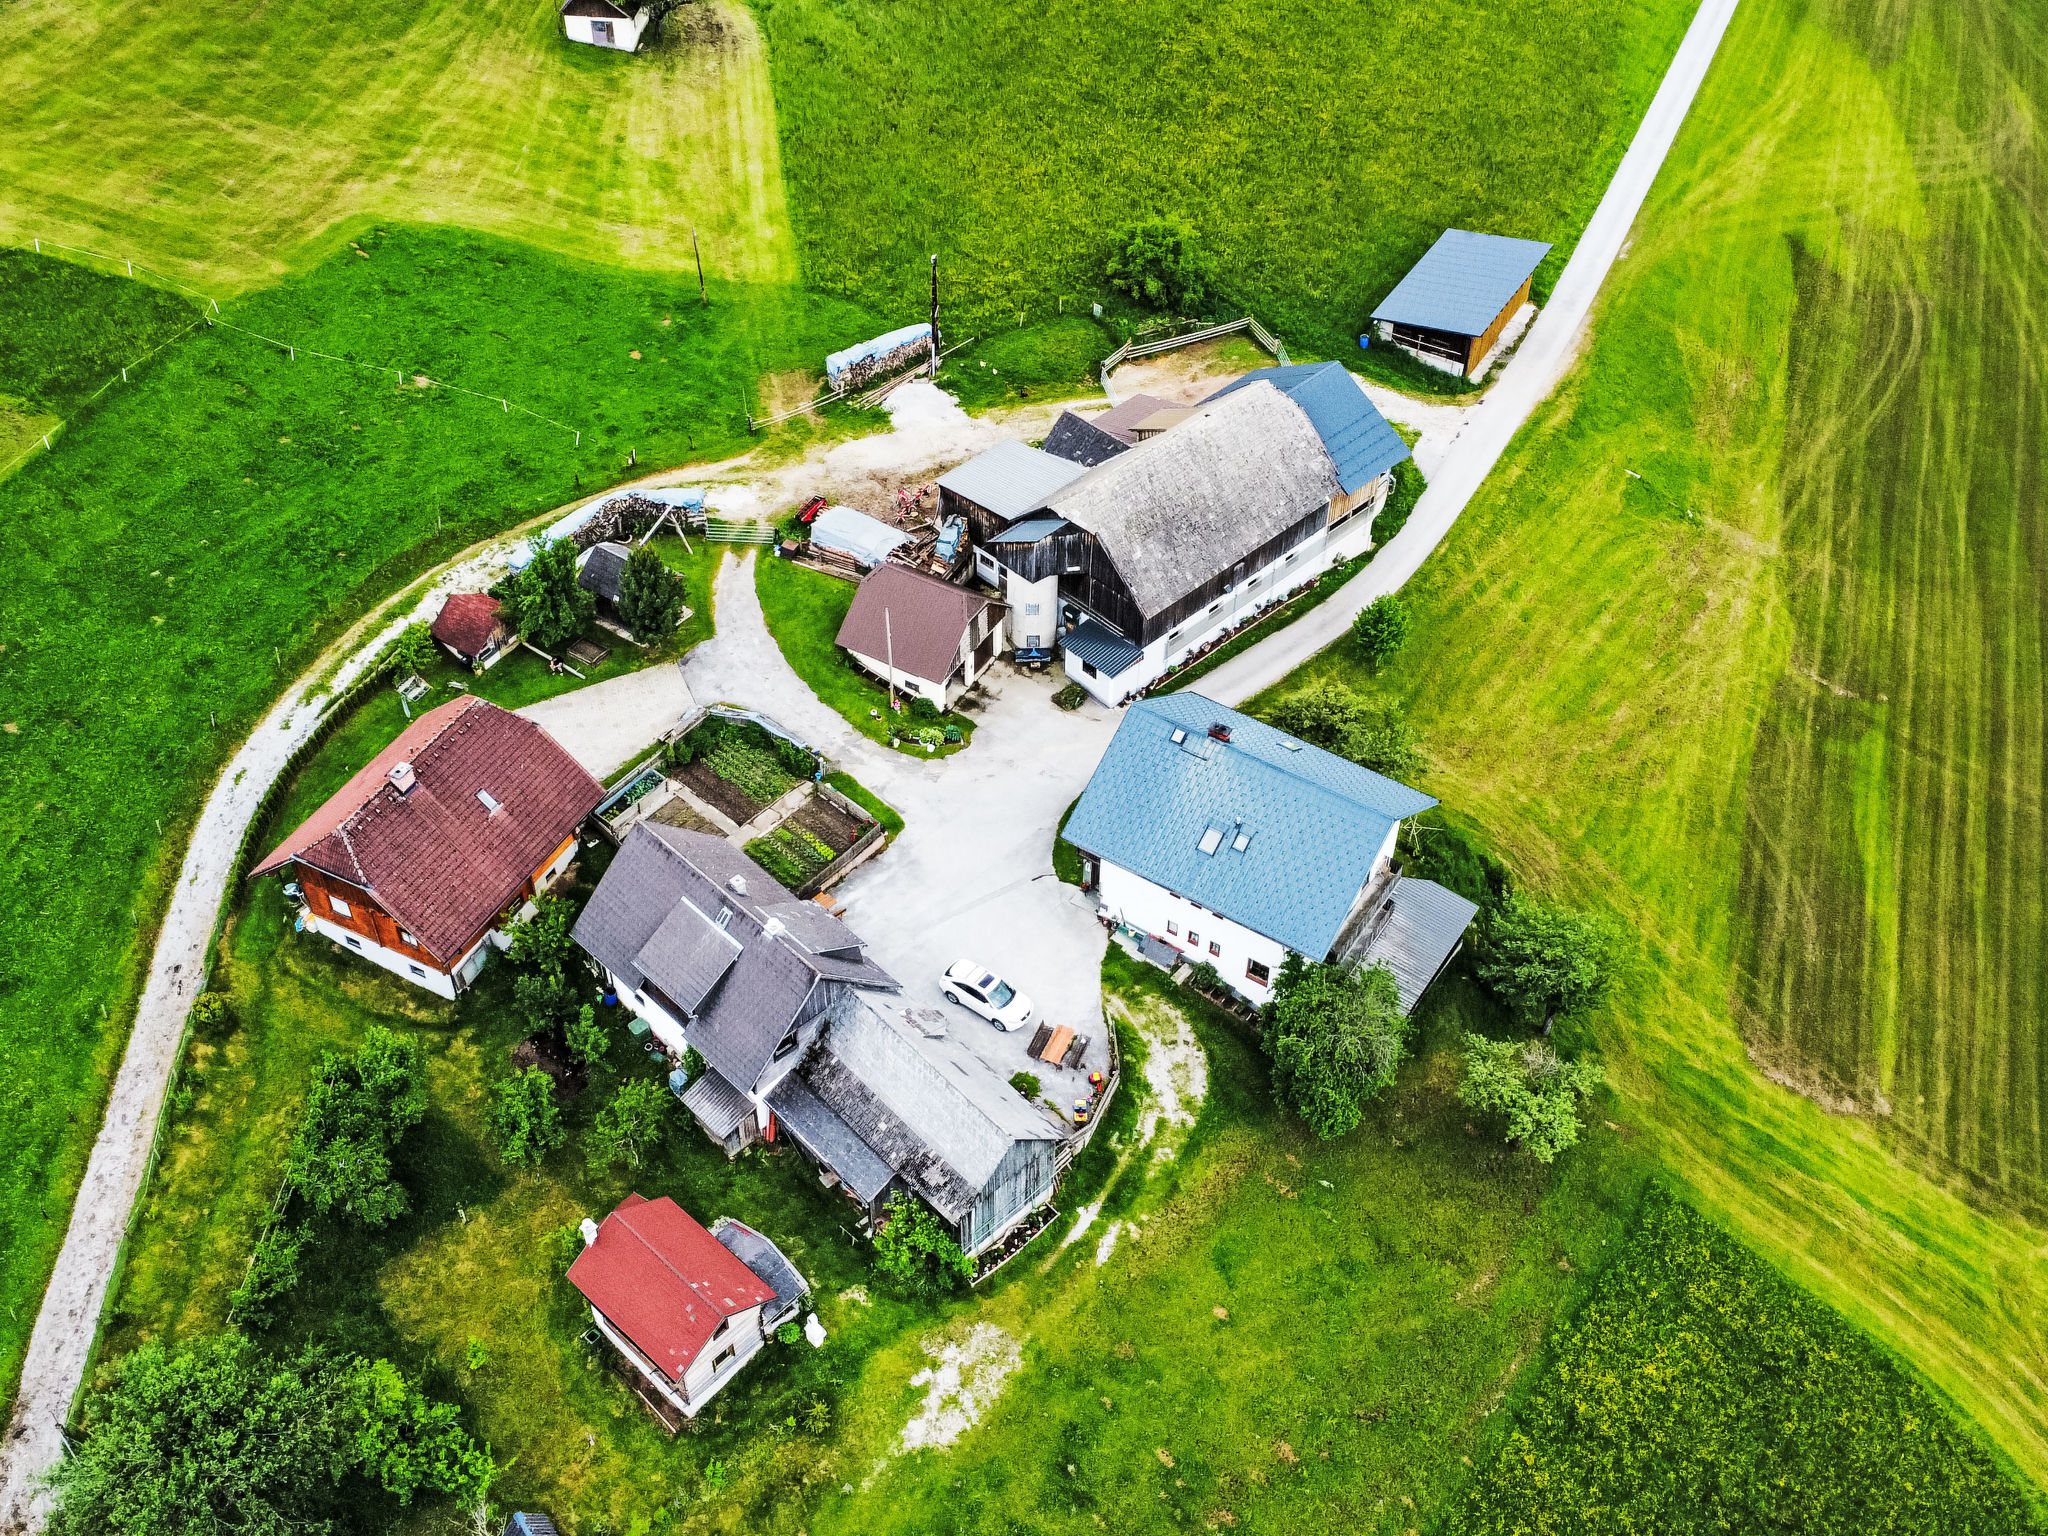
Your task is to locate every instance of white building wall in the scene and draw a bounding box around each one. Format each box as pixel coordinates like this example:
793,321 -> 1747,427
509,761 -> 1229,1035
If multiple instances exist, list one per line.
604,966 -> 688,1055
1094,860 -> 1290,1003
844,647 -> 951,708
1002,569 -> 1060,651
563,8 -> 646,49
305,913 -> 463,999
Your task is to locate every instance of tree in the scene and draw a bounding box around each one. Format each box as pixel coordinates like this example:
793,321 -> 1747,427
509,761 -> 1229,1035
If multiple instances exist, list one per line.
1263,680 -> 1421,779
565,1003 -> 608,1068
286,1028 -> 426,1226
872,1192 -> 973,1298
339,1358 -> 494,1507
1350,594 -> 1411,671
1473,892 -> 1618,1028
1262,959 -> 1409,1139
501,536 -> 593,652
1458,1035 -> 1603,1163
616,543 -> 685,639
513,968 -> 580,1041
588,1078 -> 666,1171
486,1068 -> 565,1168
503,892 -> 576,972
1104,217 -> 1220,314
229,1222 -> 307,1328
387,620 -> 438,679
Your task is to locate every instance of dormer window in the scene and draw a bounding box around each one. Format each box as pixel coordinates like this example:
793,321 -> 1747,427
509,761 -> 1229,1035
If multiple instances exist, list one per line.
774,1028 -> 799,1060
476,788 -> 502,813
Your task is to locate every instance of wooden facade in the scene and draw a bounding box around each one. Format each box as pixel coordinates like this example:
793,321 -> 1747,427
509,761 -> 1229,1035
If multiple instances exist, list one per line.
1461,274 -> 1532,373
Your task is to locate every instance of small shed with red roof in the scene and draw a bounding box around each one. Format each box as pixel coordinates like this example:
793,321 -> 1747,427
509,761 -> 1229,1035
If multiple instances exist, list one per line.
432,592 -> 512,670
569,1194 -> 807,1424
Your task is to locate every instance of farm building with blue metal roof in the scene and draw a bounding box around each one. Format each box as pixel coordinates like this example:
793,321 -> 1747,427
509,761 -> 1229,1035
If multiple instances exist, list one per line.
1371,229 -> 1552,379
1063,694 -> 1476,1008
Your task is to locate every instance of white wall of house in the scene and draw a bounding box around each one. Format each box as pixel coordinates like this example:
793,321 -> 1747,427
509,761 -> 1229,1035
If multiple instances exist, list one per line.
305,912 -> 465,999
590,1303 -> 767,1418
1001,568 -> 1060,651
602,966 -> 689,1055
563,7 -> 649,50
1094,860 -> 1291,1003
845,647 -> 952,708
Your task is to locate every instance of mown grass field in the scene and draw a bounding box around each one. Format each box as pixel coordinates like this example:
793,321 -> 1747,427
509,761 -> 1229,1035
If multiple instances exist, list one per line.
1251,0 -> 2048,1487
0,0 -> 794,291
757,0 -> 1699,352
0,233 -> 879,1401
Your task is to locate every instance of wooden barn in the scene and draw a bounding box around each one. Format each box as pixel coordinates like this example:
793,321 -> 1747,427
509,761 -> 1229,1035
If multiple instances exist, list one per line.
1369,230 -> 1551,379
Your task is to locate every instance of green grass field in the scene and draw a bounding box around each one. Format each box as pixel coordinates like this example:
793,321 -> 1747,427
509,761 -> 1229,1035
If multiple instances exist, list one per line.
0,0 -> 794,292
757,0 -> 1700,351
0,233 -> 876,1402
1249,0 -> 2048,1487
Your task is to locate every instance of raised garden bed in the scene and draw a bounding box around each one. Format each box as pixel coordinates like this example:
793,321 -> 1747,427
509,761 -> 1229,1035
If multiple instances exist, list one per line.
746,822 -> 840,889
789,793 -> 864,854
675,758 -> 769,824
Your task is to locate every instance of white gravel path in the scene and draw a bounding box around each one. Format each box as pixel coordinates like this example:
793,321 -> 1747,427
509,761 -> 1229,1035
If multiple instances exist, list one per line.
1197,0 -> 1743,708
514,661 -> 695,780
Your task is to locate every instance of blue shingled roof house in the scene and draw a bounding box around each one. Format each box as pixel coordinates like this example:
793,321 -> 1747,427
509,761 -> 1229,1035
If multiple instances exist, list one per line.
1065,694 -> 1478,1010
1371,229 -> 1552,379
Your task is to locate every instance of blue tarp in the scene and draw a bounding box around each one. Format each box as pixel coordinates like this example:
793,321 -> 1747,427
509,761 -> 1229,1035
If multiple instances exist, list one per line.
811,504 -> 910,568
826,323 -> 932,386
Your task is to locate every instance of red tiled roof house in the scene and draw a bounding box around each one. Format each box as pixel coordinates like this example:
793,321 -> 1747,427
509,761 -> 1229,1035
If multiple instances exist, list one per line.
250,696 -> 603,997
834,563 -> 1004,710
431,591 -> 512,671
569,1195 -> 809,1424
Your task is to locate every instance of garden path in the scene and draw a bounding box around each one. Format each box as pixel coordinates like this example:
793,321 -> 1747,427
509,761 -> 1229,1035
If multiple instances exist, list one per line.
1195,0 -> 1744,708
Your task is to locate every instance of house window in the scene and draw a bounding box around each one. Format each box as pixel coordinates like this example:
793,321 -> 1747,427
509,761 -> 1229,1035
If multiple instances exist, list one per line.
1166,921 -> 1179,936
400,929 -> 416,946
715,906 -> 734,931
1187,931 -> 1200,948
329,894 -> 352,918
774,1029 -> 799,1060
344,935 -> 363,950
1246,959 -> 1271,986
1025,634 -> 1042,649
592,17 -> 614,42
711,1344 -> 736,1371
1208,940 -> 1221,957
1197,827 -> 1223,854
408,964 -> 427,979
1082,661 -> 1098,677
1285,552 -> 1298,562
1025,602 -> 1041,616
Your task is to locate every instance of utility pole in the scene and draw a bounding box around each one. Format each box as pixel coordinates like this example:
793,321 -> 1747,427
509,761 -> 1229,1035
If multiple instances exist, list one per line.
693,226 -> 708,307
929,254 -> 941,377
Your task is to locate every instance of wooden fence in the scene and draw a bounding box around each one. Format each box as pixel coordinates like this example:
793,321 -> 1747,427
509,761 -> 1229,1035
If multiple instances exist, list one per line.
1099,316 -> 1290,399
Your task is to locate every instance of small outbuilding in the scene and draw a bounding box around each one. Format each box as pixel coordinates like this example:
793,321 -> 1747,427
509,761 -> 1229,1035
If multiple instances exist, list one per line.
430,591 -> 511,670
561,0 -> 652,51
1370,229 -> 1552,379
835,563 -> 1005,709
576,540 -> 631,620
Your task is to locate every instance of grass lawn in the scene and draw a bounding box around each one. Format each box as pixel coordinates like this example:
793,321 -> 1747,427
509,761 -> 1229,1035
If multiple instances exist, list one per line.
754,555 -> 976,757
758,0 -> 1700,354
0,0 -> 795,292
821,770 -> 904,837
1249,0 -> 2048,1486
0,232 -> 877,1403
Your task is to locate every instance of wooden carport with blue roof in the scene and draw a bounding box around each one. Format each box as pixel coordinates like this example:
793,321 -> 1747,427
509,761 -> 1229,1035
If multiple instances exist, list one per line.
1371,229 -> 1552,378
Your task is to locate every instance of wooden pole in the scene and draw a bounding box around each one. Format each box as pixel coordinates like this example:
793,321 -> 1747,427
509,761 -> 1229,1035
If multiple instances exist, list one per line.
929,254 -> 940,378
693,226 -> 708,307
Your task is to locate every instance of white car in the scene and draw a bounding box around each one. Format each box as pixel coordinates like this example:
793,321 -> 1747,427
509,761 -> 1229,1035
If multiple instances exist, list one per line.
942,960 -> 1034,1032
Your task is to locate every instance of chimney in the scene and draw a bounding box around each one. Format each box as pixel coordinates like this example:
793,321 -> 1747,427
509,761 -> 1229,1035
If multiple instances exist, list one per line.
579,1217 -> 599,1248
1208,722 -> 1232,743
728,874 -> 748,897
388,760 -> 416,795
763,916 -> 786,940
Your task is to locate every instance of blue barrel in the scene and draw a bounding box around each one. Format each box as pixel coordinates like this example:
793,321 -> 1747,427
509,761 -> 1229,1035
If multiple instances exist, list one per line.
1358,334 -> 1372,351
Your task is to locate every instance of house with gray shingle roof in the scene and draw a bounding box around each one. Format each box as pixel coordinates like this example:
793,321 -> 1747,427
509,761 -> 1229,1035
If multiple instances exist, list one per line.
948,366 -> 1411,703
1064,694 -> 1477,1010
573,823 -> 899,1152
1370,229 -> 1552,379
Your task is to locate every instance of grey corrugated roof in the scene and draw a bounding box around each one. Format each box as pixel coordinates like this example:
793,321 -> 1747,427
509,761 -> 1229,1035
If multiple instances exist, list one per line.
1041,412 -> 1131,469
1043,383 -> 1340,618
800,1039 -> 978,1222
1063,619 -> 1144,678
634,899 -> 740,1016
711,1217 -> 808,1324
572,824 -> 897,1092
766,1072 -> 897,1204
1064,694 -> 1437,958
987,514 -> 1069,544
937,439 -> 1089,522
1203,364 -> 1409,496
1355,877 -> 1479,1014
1370,229 -> 1552,337
682,1066 -> 750,1138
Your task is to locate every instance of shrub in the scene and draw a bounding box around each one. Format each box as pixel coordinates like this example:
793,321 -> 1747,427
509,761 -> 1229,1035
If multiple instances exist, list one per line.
873,1192 -> 973,1298
776,1320 -> 803,1346
564,1003 -> 607,1068
1052,682 -> 1086,710
1458,1035 -> 1603,1163
1008,1071 -> 1042,1100
1263,679 -> 1420,778
487,1067 -> 565,1169
1053,796 -> 1085,884
1474,891 -> 1618,1028
680,1046 -> 707,1083
616,542 -> 686,638
229,1221 -> 307,1328
1186,961 -> 1222,994
908,695 -> 940,721
1104,216 -> 1220,314
1350,594 -> 1411,671
385,620 -> 438,679
588,1078 -> 666,1171
287,1028 -> 426,1226
513,968 -> 579,1040
191,991 -> 232,1033
1261,958 -> 1409,1139
1377,459 -> 1426,544
503,892 -> 576,973
341,1357 -> 494,1506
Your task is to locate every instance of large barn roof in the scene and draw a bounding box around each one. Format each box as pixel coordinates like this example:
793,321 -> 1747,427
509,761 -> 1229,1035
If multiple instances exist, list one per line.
1203,363 -> 1409,496
1041,382 -> 1339,618
1370,229 -> 1552,337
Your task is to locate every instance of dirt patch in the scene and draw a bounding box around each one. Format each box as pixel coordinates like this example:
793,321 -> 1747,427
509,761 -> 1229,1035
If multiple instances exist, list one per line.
1105,335 -> 1275,404
649,794 -> 722,835
675,757 -> 767,823
789,792 -> 863,853
758,368 -> 822,419
1106,989 -> 1208,1166
512,1034 -> 588,1099
899,1322 -> 1022,1452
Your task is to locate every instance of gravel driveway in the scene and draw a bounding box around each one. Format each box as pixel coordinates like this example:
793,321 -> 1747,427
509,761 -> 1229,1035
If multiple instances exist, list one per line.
515,660 -> 695,781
